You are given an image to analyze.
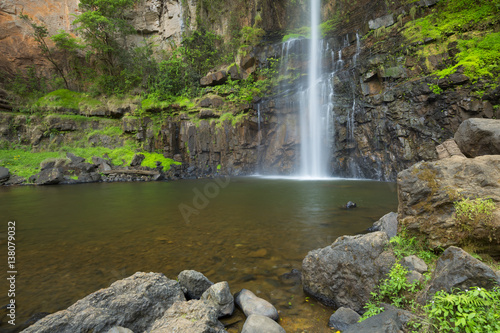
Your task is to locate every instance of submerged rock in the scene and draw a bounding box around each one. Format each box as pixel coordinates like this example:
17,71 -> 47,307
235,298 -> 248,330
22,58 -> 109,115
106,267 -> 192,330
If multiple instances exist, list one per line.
302,232 -> 396,312
178,270 -> 214,300
22,272 -> 185,333
149,300 -> 225,333
418,246 -> 500,303
345,201 -> 357,209
241,314 -> 286,333
234,289 -> 279,321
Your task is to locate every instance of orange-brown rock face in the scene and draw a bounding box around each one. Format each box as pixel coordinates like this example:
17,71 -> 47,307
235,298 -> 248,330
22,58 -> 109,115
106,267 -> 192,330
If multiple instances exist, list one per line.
0,0 -> 80,79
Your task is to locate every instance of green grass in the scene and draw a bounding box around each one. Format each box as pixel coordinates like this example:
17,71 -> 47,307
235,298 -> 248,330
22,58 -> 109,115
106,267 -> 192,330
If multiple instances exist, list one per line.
402,0 -> 500,83
35,89 -> 103,111
0,149 -> 61,179
434,32 -> 500,81
0,144 -> 180,180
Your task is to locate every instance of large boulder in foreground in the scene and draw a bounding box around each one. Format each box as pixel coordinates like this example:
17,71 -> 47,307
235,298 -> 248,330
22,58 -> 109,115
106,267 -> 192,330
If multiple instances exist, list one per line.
22,272 -> 186,333
454,118 -> 500,157
398,155 -> 500,253
418,246 -> 500,303
302,232 -> 396,313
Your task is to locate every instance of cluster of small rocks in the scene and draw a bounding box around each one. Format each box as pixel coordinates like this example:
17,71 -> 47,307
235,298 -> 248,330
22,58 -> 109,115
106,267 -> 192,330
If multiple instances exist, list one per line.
21,270 -> 286,333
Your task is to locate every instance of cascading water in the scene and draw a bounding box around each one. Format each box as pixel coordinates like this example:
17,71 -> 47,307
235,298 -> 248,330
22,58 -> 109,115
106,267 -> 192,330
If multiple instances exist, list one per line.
299,0 -> 330,178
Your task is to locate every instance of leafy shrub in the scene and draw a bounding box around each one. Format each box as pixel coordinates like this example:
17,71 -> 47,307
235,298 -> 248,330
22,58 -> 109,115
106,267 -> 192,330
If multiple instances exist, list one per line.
426,287 -> 500,333
360,262 -> 423,321
454,197 -> 495,232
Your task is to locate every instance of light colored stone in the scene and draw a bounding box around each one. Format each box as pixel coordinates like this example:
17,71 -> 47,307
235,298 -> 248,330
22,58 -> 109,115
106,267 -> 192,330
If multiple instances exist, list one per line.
241,314 -> 286,333
235,289 -> 279,321
201,281 -> 234,318
368,14 -> 394,30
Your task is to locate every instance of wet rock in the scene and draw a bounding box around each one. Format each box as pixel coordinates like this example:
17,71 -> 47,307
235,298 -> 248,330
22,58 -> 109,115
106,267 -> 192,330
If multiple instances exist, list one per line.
78,172 -> 102,183
107,327 -> 134,333
328,307 -> 361,331
302,232 -> 396,312
0,166 -> 10,182
22,272 -> 185,333
368,14 -> 394,30
4,175 -> 25,185
241,314 -> 285,333
397,155 -> 500,254
402,255 -> 427,274
435,139 -> 465,159
279,269 -> 302,285
248,248 -> 268,258
34,168 -> 64,185
234,289 -> 279,321
368,212 -> 398,239
345,201 -> 357,209
418,246 -> 500,303
178,270 -> 214,300
201,281 -> 234,318
343,304 -> 414,333
454,118 -> 500,157
149,300 -> 225,333
130,154 -> 145,167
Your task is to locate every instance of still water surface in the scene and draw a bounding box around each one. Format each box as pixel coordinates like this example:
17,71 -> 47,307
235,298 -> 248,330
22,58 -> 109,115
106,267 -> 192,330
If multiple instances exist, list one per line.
0,177 -> 398,332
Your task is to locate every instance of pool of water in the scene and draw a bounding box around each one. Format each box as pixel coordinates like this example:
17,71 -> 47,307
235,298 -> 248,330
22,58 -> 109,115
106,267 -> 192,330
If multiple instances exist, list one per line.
0,177 -> 398,332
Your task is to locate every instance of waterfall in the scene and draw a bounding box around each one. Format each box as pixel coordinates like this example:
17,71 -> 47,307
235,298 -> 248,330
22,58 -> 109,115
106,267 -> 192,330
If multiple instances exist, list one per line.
299,0 -> 330,179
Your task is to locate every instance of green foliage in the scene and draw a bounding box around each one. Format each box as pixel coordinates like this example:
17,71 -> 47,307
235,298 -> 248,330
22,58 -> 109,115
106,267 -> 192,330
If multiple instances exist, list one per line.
7,66 -> 48,102
403,0 -> 500,84
282,26 -> 310,42
360,262 -> 423,321
454,197 -> 495,232
74,0 -> 138,72
35,89 -> 103,111
428,84 -> 443,95
20,14 -> 73,89
434,32 -> 500,82
389,227 -> 438,264
0,149 -> 60,179
426,287 -> 500,333
148,29 -> 222,100
240,26 -> 265,46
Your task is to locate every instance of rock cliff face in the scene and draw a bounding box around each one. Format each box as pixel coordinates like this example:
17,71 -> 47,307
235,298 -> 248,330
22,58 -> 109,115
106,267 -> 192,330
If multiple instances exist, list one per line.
1,0 -> 499,180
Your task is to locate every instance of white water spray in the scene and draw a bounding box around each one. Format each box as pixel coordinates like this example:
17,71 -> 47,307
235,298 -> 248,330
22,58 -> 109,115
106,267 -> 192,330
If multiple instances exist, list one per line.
299,0 -> 329,178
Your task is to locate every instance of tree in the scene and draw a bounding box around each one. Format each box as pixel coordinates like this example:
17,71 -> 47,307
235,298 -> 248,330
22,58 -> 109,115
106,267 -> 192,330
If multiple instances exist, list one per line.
20,15 -> 77,89
73,0 -> 138,76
